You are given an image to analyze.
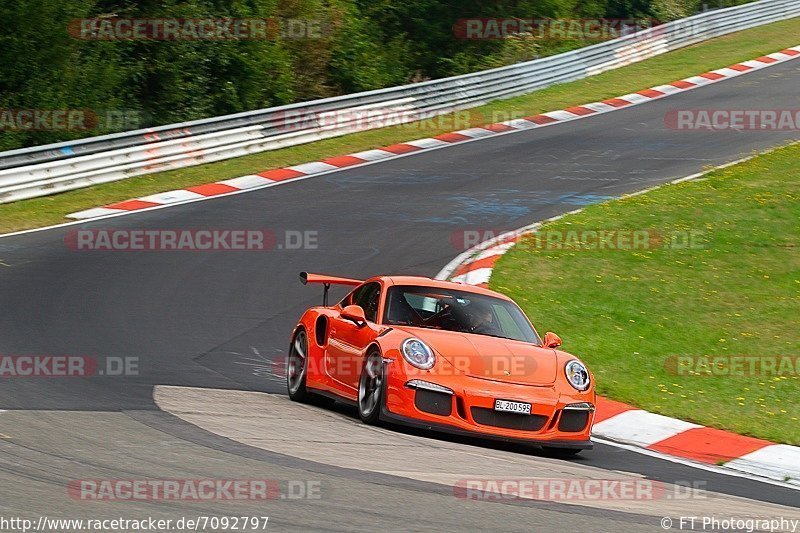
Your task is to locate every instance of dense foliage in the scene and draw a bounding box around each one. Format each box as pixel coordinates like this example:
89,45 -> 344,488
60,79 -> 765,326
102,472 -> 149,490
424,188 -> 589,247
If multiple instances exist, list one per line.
0,0 -> 750,150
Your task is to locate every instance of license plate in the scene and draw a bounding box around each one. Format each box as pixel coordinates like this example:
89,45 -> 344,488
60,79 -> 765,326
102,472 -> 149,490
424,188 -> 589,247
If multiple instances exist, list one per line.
494,399 -> 531,415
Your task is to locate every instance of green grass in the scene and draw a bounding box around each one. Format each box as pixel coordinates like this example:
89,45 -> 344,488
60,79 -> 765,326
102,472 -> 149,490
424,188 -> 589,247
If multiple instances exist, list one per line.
2,17 -> 800,234
491,142 -> 800,444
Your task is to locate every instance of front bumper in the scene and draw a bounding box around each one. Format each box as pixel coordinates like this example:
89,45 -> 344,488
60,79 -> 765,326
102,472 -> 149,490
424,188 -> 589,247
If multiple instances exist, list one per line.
380,407 -> 592,449
382,368 -> 595,449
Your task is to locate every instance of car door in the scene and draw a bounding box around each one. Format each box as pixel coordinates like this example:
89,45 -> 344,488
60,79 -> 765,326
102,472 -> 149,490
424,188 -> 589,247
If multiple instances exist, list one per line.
325,282 -> 382,393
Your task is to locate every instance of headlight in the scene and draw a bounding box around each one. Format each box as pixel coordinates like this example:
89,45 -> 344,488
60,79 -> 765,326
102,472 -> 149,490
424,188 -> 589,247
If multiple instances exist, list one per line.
565,360 -> 590,391
401,338 -> 435,370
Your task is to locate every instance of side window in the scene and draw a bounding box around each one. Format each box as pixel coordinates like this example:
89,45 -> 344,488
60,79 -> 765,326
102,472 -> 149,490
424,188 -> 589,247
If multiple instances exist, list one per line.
351,282 -> 381,323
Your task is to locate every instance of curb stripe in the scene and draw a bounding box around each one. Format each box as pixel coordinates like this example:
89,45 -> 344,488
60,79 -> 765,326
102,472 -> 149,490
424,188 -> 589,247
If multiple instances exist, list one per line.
647,427 -> 772,464
682,75 -> 714,86
452,255 -> 503,277
542,110 -> 583,121
67,207 -> 126,218
671,80 -> 697,89
138,190 -> 205,204
186,183 -> 239,197
581,102 -> 618,113
725,445 -> 800,483
456,128 -> 495,138
502,118 -> 537,129
349,149 -> 394,161
258,168 -> 303,181
711,67 -> 743,77
483,123 -> 515,132
218,175 -> 273,189
105,199 -> 160,211
601,98 -> 633,108
287,162 -> 338,174
618,93 -> 652,104
592,411 -> 702,448
405,138 -> 450,149
382,143 -> 422,154
450,267 -> 493,285
637,88 -> 666,98
381,143 -> 422,155
323,155 -> 367,168
564,106 -> 597,116
435,132 -> 473,143
525,114 -> 559,125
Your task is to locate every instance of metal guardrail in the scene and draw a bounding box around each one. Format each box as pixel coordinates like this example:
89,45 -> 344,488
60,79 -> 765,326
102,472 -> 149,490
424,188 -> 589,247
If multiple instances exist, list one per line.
1,0 -> 798,203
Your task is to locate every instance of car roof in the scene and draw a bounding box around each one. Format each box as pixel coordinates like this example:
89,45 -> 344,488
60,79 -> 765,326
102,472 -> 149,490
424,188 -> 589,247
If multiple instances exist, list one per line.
372,275 -> 514,302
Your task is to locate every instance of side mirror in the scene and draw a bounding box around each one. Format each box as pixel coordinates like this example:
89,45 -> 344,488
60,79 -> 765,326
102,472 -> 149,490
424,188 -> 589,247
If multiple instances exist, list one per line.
341,305 -> 367,327
543,331 -> 562,349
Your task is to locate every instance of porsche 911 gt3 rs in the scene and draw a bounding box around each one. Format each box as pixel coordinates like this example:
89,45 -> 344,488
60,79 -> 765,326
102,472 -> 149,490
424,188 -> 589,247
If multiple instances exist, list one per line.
287,272 -> 595,456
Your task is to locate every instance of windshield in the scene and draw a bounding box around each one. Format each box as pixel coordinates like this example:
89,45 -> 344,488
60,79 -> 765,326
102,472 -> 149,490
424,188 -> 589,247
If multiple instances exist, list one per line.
383,285 -> 540,344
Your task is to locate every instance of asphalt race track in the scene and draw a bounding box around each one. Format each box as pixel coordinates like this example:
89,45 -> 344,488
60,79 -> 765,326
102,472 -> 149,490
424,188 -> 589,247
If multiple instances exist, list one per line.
0,58 -> 798,530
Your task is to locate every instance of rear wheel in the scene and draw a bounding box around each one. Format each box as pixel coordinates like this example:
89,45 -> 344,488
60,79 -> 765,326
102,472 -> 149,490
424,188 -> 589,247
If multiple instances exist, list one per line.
287,330 -> 311,402
287,329 -> 335,408
358,351 -> 384,424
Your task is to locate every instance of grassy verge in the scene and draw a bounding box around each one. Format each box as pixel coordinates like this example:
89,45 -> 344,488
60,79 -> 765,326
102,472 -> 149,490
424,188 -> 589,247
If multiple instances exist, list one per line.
2,17 -> 800,234
491,142 -> 800,445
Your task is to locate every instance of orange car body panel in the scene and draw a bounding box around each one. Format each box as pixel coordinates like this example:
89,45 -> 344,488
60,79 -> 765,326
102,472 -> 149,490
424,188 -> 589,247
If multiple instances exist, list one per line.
293,274 -> 595,446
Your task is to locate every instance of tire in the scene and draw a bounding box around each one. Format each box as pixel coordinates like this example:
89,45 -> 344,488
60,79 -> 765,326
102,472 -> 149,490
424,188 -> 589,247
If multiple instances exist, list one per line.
357,350 -> 384,424
541,446 -> 582,459
287,330 -> 311,402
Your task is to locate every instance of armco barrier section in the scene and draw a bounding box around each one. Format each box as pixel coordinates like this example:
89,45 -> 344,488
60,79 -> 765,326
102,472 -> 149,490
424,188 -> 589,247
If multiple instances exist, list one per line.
1,0 -> 798,203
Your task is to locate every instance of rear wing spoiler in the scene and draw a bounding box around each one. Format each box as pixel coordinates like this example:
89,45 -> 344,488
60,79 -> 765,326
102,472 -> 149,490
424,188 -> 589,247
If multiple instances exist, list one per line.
299,272 -> 363,306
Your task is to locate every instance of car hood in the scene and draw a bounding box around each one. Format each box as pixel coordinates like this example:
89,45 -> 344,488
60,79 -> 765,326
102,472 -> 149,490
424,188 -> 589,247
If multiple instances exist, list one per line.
398,328 -> 557,386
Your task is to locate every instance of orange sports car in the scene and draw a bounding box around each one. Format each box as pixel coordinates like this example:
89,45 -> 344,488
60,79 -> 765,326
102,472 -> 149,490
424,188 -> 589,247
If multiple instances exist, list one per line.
287,272 -> 596,456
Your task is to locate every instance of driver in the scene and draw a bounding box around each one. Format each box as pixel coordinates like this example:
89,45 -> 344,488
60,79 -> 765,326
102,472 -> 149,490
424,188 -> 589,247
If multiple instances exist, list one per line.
464,301 -> 499,335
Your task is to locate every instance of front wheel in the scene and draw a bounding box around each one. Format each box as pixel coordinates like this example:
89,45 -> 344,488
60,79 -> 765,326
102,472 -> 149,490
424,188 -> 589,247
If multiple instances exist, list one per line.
357,351 -> 384,424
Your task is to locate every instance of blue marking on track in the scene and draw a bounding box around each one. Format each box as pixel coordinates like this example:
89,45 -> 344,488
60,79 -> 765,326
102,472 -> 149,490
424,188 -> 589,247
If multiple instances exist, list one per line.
555,193 -> 615,205
375,189 -> 616,225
